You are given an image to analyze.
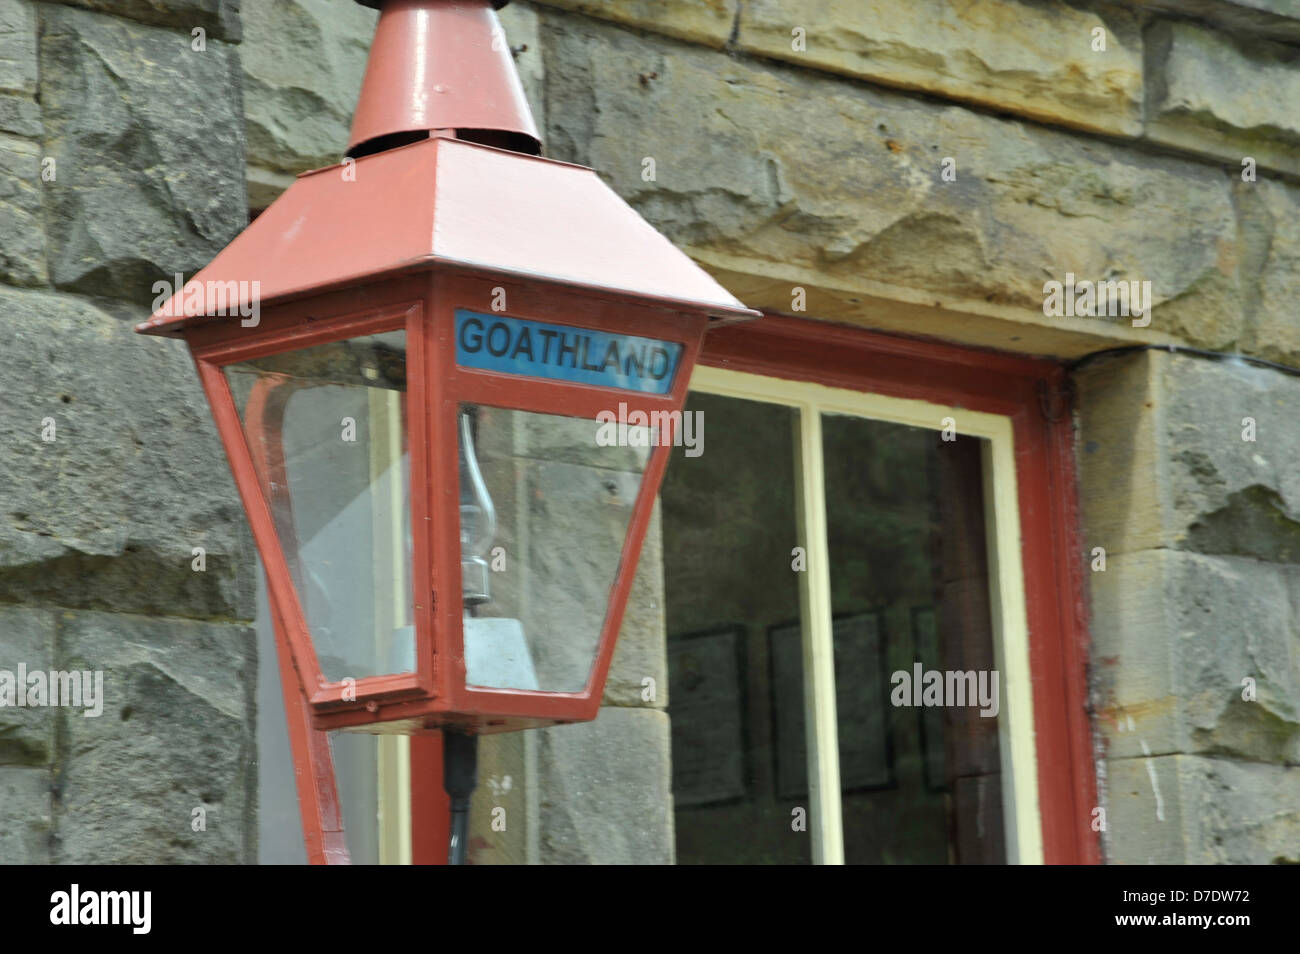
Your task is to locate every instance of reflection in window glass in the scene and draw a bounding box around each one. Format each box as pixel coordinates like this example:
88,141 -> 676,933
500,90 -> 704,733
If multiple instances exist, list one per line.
822,414 -> 1004,864
660,392 -> 1007,864
661,392 -> 810,865
226,332 -> 414,683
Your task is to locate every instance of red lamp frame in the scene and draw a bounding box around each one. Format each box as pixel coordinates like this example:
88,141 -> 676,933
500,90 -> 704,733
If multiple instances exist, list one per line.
185,268 -> 714,735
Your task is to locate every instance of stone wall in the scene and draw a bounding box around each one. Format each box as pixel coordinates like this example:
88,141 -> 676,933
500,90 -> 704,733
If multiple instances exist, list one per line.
1079,351 -> 1300,862
2,0 -> 1297,864
0,0 -> 255,862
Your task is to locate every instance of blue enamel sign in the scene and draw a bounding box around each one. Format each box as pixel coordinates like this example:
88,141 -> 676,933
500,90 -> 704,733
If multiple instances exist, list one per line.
455,309 -> 682,394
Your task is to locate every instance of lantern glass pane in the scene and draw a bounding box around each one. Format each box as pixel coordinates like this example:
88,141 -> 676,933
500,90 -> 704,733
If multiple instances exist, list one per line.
459,403 -> 652,693
225,331 -> 415,684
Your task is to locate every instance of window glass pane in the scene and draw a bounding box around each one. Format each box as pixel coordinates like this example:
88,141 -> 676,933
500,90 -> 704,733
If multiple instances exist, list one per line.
253,554 -> 307,865
225,332 -> 414,683
251,552 -> 382,865
822,414 -> 1005,864
332,731 -> 380,864
463,404 -> 651,693
661,392 -> 810,865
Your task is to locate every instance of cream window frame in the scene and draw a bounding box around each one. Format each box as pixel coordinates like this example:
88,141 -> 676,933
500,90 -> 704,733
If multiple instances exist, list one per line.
370,386 -> 413,865
689,364 -> 1043,866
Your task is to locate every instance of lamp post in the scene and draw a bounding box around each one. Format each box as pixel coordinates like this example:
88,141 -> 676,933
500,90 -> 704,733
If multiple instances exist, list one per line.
136,0 -> 757,863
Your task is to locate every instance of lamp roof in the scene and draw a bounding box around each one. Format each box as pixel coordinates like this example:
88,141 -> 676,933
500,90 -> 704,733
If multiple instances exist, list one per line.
136,136 -> 759,336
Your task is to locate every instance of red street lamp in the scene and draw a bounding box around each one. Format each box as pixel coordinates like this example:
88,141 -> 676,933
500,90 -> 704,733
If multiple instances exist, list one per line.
135,0 -> 757,861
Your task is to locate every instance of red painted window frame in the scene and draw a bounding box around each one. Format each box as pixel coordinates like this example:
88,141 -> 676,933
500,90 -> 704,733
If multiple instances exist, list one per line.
408,312 -> 1097,865
695,313 -> 1099,865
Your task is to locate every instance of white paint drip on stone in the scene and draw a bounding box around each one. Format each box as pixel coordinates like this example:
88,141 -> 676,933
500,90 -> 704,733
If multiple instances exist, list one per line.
1139,739 -> 1165,822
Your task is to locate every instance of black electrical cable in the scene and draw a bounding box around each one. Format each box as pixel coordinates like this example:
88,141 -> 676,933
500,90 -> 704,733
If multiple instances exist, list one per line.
1065,343 -> 1300,380
444,730 -> 479,866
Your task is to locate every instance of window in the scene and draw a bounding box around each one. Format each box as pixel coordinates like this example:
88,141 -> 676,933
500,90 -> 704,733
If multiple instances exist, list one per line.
662,315 -> 1097,865
663,369 -> 1036,863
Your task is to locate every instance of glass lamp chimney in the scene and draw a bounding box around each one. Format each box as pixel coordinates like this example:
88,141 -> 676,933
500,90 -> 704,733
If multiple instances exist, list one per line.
458,409 -> 496,606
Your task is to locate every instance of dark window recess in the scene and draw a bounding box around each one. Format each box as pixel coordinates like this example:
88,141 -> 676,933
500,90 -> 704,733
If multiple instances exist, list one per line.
662,392 -> 1005,865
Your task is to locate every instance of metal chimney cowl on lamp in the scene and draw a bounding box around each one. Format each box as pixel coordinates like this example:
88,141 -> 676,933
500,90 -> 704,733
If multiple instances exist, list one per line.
135,0 -> 758,863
